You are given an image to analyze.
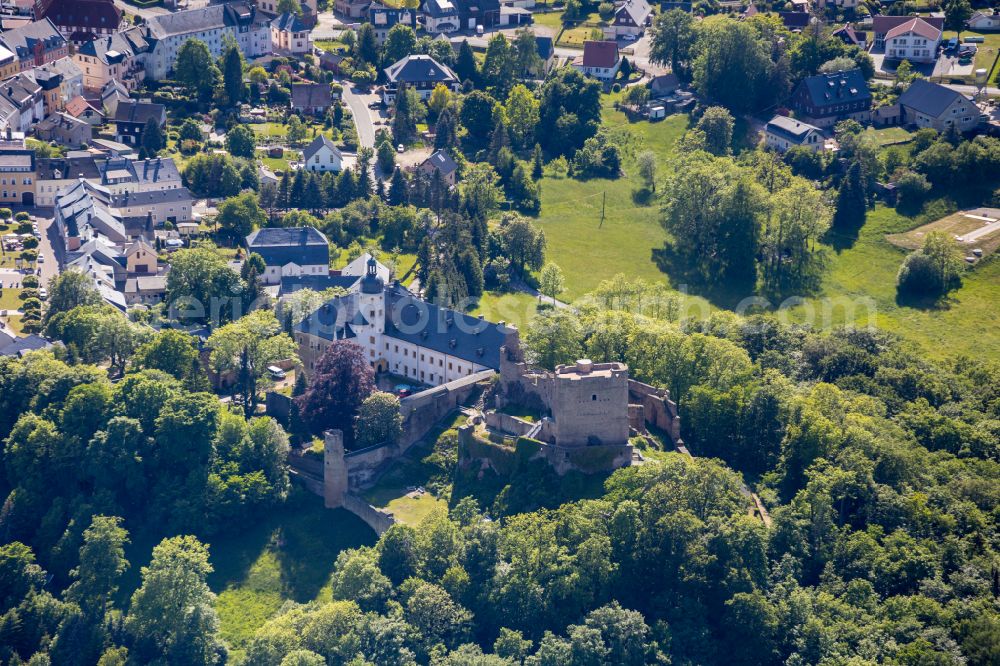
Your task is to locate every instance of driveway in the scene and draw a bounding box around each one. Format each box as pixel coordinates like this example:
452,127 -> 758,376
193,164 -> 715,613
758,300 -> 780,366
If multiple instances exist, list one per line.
312,11 -> 351,40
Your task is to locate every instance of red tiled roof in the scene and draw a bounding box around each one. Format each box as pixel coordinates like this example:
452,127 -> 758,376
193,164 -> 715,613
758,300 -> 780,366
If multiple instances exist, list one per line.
582,40 -> 619,68
872,14 -> 943,34
884,17 -> 941,41
64,95 -> 97,117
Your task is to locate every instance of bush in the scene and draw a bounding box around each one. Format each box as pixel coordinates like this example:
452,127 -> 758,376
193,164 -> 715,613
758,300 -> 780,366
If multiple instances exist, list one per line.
0,208 -> 11,220
21,275 -> 38,288
611,83 -> 622,93
14,211 -> 30,221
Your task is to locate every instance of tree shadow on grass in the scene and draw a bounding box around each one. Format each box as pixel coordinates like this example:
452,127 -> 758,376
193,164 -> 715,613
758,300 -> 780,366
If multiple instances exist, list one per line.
650,246 -> 759,311
208,488 -> 376,603
271,494 -> 376,602
631,187 -> 656,206
824,221 -> 864,253
894,288 -> 957,311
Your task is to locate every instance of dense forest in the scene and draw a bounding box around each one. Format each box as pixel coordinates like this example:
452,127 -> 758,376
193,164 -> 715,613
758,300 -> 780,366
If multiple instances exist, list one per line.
2,271 -> 999,664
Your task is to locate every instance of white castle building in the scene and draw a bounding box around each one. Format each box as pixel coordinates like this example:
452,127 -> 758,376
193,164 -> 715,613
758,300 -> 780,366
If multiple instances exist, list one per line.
293,256 -> 518,387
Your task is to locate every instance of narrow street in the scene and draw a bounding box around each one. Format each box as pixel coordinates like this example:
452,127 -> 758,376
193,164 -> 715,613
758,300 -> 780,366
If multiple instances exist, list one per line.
341,84 -> 379,150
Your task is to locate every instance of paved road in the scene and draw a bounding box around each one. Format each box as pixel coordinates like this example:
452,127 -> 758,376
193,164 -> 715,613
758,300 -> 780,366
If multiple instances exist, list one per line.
342,84 -> 380,150
870,77 -> 1000,97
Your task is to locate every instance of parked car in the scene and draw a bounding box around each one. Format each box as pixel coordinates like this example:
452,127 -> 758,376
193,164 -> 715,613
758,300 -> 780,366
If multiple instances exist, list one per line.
622,33 -> 637,41
946,37 -> 959,51
267,365 -> 286,380
38,288 -> 47,300
959,56 -> 973,65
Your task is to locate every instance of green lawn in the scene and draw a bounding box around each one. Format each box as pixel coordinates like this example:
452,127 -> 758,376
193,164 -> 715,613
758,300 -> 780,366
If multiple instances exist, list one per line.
208,490 -> 376,658
535,109 -> 689,301
862,126 -> 913,147
558,25 -> 605,47
0,286 -> 23,310
257,148 -> 295,172
782,204 -> 1000,362
470,291 -> 538,331
532,9 -> 565,29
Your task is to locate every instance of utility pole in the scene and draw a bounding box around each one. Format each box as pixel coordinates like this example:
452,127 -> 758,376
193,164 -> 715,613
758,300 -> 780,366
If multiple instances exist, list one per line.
599,191 -> 606,228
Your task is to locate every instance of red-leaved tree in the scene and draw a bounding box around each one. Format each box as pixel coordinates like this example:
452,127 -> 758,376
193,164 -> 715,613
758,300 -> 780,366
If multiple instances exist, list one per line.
295,341 -> 375,446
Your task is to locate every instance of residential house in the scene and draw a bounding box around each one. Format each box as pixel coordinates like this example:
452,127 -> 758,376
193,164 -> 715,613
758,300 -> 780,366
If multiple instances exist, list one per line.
0,329 -> 53,357
603,0 -> 651,38
100,79 -> 129,115
883,17 -> 941,63
764,115 -> 825,152
572,41 -> 621,83
333,0 -> 369,18
123,275 -> 167,305
898,79 -> 979,132
113,99 -> 166,146
35,111 -> 91,147
779,11 -> 812,30
123,238 -> 157,273
142,3 -> 271,80
29,57 -> 83,116
0,19 -> 68,72
0,46 -> 16,82
419,149 -> 458,186
421,0 -> 459,34
369,4 -> 417,42
53,178 -> 126,251
291,82 -> 332,115
64,95 -> 104,125
790,69 -> 871,128
0,73 -> 44,133
872,15 -> 943,48
968,10 -> 1000,31
246,226 -> 331,285
833,23 -> 867,49
33,0 -> 122,42
301,134 -> 343,173
529,35 -> 554,77
73,27 -> 149,93
382,54 -> 459,104
0,149 -> 35,205
112,187 -> 194,224
271,12 -> 311,55
294,257 -> 518,385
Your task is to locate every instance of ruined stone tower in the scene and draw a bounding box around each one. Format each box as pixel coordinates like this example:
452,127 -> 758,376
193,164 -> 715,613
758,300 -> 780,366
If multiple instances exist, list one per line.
323,429 -> 348,509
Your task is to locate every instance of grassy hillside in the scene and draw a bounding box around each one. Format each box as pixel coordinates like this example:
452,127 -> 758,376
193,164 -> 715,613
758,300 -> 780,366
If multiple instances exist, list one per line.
529,103 -> 999,360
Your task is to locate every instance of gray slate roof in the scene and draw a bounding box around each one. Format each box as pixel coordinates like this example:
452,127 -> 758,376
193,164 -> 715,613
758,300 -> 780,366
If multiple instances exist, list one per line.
384,284 -> 509,369
766,115 -> 822,143
798,69 -> 870,108
145,2 -> 261,39
423,149 -> 458,175
112,187 -> 193,207
246,226 -> 330,267
898,79 -> 967,118
384,54 -> 458,86
302,134 -> 341,162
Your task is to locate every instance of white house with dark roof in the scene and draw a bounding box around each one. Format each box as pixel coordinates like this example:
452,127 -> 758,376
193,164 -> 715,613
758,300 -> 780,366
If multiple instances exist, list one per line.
603,0 -> 651,38
271,12 -> 311,55
294,256 -> 519,386
382,54 -> 459,104
246,226 -> 331,285
301,134 -> 343,172
764,116 -> 824,152
898,79 -> 979,132
112,99 -> 166,146
421,0 -> 460,34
